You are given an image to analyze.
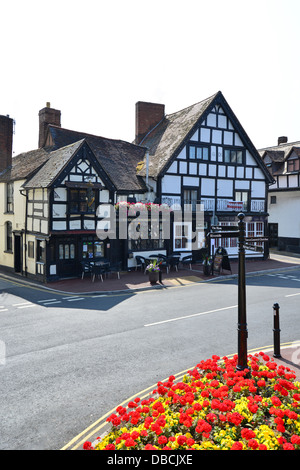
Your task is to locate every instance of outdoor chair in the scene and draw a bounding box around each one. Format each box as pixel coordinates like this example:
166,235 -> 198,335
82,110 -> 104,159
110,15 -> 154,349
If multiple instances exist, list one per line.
135,256 -> 148,273
91,264 -> 106,282
167,255 -> 180,272
81,261 -> 91,279
156,254 -> 169,274
181,255 -> 193,270
108,261 -> 122,279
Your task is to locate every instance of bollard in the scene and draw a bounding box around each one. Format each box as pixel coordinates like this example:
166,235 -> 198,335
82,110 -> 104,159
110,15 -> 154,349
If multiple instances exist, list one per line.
273,303 -> 281,358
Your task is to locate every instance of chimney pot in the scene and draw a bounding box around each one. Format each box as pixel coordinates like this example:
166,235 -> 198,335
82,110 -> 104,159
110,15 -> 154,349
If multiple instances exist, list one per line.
135,101 -> 165,144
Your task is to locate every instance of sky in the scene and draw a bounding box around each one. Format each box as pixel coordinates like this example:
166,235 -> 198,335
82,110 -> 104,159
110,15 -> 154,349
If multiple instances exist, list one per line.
1,0 -> 300,156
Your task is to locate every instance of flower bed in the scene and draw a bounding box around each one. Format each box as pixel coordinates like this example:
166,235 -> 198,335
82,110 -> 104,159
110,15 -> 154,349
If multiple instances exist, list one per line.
83,352 -> 300,450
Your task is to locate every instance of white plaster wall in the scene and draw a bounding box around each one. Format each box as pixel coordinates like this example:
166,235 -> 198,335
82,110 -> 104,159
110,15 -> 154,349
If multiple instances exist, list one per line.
268,191 -> 300,238
161,175 -> 181,194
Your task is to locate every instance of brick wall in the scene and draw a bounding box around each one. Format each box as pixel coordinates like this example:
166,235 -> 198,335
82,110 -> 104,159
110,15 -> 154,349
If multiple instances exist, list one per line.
135,101 -> 165,144
0,115 -> 13,172
39,103 -> 61,147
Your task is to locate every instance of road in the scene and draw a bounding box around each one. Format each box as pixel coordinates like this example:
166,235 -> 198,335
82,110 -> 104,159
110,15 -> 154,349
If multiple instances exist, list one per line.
0,268 -> 300,450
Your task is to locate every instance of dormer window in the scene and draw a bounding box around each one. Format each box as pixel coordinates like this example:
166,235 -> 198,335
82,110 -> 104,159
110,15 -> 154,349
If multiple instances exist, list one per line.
287,158 -> 299,173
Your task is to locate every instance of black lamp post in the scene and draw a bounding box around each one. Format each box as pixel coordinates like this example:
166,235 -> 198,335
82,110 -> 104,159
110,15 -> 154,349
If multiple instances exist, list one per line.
236,212 -> 248,371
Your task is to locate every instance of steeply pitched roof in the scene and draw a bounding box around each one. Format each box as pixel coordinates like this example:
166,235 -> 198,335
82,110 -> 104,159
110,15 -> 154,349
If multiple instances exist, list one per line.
137,92 -> 218,177
23,140 -> 84,188
47,126 -> 147,192
137,91 -> 273,183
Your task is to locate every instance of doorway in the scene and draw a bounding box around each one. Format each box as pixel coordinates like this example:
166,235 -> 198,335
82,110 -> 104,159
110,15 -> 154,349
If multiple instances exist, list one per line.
268,223 -> 278,248
14,234 -> 22,273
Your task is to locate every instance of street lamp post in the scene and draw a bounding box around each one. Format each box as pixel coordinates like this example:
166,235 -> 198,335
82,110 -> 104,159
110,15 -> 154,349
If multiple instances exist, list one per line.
236,212 -> 248,371
208,214 -> 268,373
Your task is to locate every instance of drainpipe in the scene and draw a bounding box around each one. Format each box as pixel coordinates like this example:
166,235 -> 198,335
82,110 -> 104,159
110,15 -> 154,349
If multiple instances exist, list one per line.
20,189 -> 28,276
145,149 -> 153,202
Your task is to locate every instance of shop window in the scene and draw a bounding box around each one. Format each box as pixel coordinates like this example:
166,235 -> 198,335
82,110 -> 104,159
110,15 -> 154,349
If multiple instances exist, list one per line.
37,240 -> 45,262
128,218 -> 165,252
59,242 -> 75,260
82,238 -> 104,259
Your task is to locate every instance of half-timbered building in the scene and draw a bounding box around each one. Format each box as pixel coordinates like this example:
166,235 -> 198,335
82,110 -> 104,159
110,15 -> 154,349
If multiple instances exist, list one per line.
0,92 -> 273,282
259,137 -> 300,252
135,91 -> 274,259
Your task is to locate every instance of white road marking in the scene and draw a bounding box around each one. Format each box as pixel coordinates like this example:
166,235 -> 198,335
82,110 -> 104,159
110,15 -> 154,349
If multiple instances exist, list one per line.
66,297 -> 85,302
43,301 -> 62,305
144,305 -> 238,327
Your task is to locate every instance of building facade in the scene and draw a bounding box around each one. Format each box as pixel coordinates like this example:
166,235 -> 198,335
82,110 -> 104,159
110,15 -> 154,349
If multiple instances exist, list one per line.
0,93 -> 273,282
135,92 -> 273,259
259,137 -> 300,252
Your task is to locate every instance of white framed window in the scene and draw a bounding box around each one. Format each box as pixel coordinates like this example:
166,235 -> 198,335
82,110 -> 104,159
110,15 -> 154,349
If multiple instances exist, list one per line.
173,222 -> 192,251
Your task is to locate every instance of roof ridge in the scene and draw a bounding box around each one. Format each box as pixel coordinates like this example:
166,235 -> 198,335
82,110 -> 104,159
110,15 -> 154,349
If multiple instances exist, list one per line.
259,140 -> 300,151
165,91 -> 220,119
49,125 -> 143,149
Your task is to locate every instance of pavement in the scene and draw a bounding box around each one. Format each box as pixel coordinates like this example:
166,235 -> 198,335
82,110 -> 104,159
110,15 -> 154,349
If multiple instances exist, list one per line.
41,251 -> 300,295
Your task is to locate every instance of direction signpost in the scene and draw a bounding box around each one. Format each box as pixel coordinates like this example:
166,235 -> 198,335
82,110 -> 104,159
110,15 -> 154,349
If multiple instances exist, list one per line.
208,213 -> 268,371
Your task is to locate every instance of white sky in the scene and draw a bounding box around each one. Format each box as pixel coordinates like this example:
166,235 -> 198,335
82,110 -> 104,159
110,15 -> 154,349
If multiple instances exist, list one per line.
1,0 -> 300,156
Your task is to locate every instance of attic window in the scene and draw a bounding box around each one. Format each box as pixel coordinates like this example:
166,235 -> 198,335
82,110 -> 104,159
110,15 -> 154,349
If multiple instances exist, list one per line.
287,158 -> 299,172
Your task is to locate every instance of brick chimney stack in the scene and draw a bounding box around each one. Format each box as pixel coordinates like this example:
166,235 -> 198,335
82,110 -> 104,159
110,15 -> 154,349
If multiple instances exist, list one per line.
0,114 -> 14,173
39,102 -> 61,148
135,101 -> 165,145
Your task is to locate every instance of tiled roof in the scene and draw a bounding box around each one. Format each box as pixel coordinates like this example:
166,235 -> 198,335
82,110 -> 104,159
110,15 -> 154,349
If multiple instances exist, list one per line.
136,92 -> 219,177
0,147 -> 50,182
259,141 -> 300,161
47,126 -> 147,192
23,140 -> 84,188
259,142 -> 300,176
0,127 -> 148,192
